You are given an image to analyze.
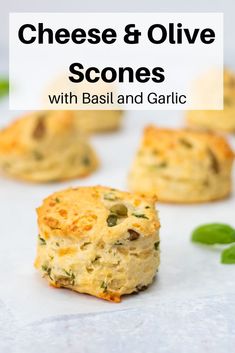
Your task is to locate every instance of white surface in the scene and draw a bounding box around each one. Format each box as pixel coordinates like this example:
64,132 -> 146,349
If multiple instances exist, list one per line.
0,108 -> 234,330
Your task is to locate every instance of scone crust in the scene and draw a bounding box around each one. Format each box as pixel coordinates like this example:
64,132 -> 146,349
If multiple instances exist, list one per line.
37,185 -> 159,239
35,186 -> 160,302
0,111 -> 99,182
142,126 -> 234,160
74,110 -> 123,133
129,125 -> 234,203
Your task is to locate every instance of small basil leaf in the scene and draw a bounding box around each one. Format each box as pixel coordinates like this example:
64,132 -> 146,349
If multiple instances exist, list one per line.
192,223 -> 235,245
0,78 -> 9,98
221,245 -> 235,264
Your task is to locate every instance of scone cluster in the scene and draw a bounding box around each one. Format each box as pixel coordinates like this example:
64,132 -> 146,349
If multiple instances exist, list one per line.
35,186 -> 160,302
0,111 -> 98,182
187,69 -> 235,133
129,126 -> 234,203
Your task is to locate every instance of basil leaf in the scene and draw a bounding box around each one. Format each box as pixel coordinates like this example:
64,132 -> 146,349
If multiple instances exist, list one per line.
192,223 -> 235,245
221,245 -> 235,264
0,78 -> 9,98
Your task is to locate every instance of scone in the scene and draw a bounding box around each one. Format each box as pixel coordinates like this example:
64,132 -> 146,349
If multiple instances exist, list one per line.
74,110 -> 123,133
34,186 -> 160,302
186,69 -> 235,133
0,111 -> 99,182
128,125 -> 234,203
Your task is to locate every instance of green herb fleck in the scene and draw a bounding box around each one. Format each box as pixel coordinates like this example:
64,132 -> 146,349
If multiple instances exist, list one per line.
80,242 -> 91,250
149,162 -> 167,169
41,264 -> 53,280
191,223 -> 235,245
32,150 -> 44,160
62,269 -> 76,285
207,148 -> 220,174
82,156 -> 90,166
55,198 -> 60,203
221,245 -> 235,264
179,138 -> 193,148
91,255 -> 101,264
41,264 -> 48,271
104,193 -> 118,201
154,241 -> 160,250
114,240 -> 124,246
38,234 -> 46,245
56,242 -> 60,247
101,281 -> 108,292
132,213 -> 149,220
145,206 -> 150,209
0,78 -> 9,98
158,162 -> 167,168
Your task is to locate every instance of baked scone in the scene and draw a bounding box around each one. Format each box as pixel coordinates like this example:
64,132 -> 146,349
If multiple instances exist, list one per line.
128,126 -> 234,203
186,69 -> 235,133
74,110 -> 123,133
34,186 -> 160,302
0,111 -> 99,182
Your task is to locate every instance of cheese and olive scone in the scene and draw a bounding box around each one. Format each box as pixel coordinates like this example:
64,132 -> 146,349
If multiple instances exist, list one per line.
74,110 -> 123,133
34,186 -> 160,302
186,69 -> 235,133
0,111 -> 99,182
128,126 -> 234,203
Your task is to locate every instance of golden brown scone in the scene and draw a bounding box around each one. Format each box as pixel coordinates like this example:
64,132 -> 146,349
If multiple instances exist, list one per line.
128,125 -> 234,203
74,110 -> 123,133
187,69 -> 235,133
0,111 -> 99,182
34,186 -> 160,302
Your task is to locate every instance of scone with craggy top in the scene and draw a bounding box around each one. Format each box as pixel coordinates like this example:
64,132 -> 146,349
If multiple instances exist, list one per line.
128,125 -> 234,203
187,69 -> 235,133
0,110 -> 99,182
74,110 -> 123,133
34,186 -> 160,302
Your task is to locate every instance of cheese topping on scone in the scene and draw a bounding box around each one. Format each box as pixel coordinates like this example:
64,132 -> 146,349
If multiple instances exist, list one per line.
35,186 -> 160,302
128,125 -> 234,203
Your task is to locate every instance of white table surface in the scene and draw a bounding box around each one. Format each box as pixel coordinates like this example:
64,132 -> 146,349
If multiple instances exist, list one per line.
0,102 -> 235,353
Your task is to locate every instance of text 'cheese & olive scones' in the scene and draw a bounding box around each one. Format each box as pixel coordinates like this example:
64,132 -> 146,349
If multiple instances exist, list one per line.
128,125 -> 234,203
187,69 -> 235,133
34,186 -> 160,302
0,111 -> 99,182
74,110 -> 123,133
